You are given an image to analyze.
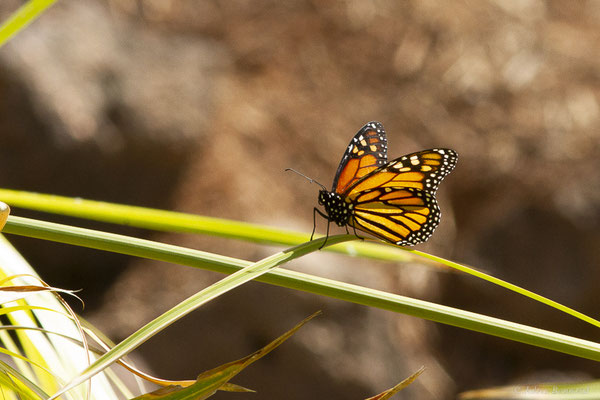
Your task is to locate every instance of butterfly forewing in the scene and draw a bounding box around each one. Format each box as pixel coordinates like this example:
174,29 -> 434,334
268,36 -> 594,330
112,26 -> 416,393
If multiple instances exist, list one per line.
332,121 -> 388,194
344,148 -> 458,197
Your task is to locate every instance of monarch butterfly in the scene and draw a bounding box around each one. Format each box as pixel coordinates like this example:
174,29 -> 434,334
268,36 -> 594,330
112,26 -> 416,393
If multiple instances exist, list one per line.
290,121 -> 458,247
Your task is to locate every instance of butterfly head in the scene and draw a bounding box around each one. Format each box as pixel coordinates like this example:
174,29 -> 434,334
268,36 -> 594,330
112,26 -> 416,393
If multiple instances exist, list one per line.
318,190 -> 351,227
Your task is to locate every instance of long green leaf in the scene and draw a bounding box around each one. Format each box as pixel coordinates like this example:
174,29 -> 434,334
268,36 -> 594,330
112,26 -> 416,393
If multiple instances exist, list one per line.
3,191 -> 599,330
408,249 -> 600,329
0,189 -> 415,263
0,0 -> 56,48
4,216 -> 600,364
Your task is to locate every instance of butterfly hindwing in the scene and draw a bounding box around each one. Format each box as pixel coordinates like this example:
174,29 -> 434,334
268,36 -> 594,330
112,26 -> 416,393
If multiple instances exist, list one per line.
348,187 -> 441,246
332,121 -> 388,195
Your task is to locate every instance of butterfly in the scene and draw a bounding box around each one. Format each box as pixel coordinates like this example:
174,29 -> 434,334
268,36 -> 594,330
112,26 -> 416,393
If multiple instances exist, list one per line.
307,121 -> 458,247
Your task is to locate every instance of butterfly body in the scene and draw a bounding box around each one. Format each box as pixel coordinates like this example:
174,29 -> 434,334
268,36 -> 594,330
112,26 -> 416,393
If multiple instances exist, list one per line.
318,190 -> 352,227
315,121 -> 458,246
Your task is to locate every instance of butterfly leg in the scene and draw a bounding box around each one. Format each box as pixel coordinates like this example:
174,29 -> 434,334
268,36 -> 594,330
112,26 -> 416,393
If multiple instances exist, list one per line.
313,207 -> 331,249
311,207 -> 319,241
352,224 -> 365,242
320,219 -> 331,250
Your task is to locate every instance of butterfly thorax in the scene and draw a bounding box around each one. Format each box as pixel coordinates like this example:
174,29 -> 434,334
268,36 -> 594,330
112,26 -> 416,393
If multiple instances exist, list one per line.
318,190 -> 352,227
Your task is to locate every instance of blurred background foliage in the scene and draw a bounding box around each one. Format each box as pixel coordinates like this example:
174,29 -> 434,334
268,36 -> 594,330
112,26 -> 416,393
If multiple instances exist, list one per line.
1,0 -> 599,399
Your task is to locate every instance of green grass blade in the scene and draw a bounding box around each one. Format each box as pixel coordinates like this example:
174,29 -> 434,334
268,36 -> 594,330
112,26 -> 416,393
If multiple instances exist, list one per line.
4,190 -> 600,333
0,189 -> 414,263
0,0 -> 56,48
4,216 -> 600,365
4,191 -> 600,329
49,237 -> 349,399
4,215 -> 250,271
408,249 -> 600,329
4,190 -> 598,329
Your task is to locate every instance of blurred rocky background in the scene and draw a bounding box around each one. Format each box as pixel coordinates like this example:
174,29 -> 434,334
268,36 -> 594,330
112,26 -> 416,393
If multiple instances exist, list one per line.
1,0 -> 600,398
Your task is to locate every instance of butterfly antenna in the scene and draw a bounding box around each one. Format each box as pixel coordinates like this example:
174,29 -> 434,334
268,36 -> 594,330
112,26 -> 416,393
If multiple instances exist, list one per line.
285,168 -> 327,191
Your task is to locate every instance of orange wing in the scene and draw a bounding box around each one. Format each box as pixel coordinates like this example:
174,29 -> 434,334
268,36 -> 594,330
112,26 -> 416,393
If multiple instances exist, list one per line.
344,148 -> 458,197
348,187 -> 441,246
332,122 -> 388,194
